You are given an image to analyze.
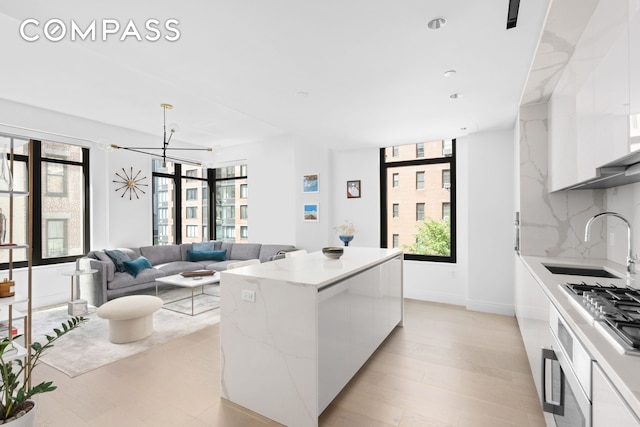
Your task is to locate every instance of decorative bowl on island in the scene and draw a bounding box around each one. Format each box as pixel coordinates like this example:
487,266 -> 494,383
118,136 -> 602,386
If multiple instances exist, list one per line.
322,247 -> 344,259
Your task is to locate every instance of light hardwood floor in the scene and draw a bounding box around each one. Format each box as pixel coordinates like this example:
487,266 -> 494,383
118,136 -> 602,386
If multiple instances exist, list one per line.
31,299 -> 546,426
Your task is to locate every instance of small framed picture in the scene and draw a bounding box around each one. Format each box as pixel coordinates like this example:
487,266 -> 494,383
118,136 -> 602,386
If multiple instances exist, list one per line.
303,203 -> 319,222
347,180 -> 361,198
303,174 -> 319,193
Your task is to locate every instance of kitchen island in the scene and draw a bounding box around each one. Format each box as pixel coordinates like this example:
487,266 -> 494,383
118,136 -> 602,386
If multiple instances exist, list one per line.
220,247 -> 403,427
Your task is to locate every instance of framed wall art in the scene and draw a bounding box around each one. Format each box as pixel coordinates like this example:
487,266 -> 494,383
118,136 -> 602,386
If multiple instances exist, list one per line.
303,174 -> 319,193
347,180 -> 361,198
303,203 -> 319,222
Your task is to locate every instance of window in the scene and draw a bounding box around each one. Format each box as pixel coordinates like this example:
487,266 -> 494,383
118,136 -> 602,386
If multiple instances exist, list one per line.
416,203 -> 425,221
186,188 -> 198,200
185,169 -> 198,181
45,161 -> 66,195
416,171 -> 424,190
186,207 -> 197,219
241,226 -> 248,240
381,139 -> 456,262
216,165 -> 248,243
392,146 -> 399,157
442,202 -> 450,220
442,169 -> 451,189
152,162 -> 247,245
443,139 -> 453,157
0,138 -> 90,268
186,225 -> 198,238
46,219 -> 67,257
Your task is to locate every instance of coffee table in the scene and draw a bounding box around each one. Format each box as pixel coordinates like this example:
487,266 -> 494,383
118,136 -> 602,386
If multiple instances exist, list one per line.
155,272 -> 220,316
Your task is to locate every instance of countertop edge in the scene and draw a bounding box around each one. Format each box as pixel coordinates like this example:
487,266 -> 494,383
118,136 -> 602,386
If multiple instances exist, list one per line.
519,254 -> 640,418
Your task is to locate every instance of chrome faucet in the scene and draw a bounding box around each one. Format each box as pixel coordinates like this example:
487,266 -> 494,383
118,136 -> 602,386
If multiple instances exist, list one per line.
585,212 -> 636,274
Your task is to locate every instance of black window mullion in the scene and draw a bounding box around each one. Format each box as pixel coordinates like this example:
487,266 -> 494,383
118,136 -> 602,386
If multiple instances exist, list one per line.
175,163 -> 182,244
31,141 -> 43,265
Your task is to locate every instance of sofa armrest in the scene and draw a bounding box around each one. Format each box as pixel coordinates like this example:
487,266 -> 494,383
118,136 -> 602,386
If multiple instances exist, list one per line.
76,257 -> 109,307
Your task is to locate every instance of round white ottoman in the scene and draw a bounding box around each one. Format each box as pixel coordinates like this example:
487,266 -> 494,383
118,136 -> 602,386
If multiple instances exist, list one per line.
96,295 -> 163,344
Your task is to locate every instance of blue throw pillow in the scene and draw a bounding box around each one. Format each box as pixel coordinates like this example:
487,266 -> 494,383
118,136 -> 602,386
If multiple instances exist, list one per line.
122,256 -> 153,278
104,249 -> 131,273
187,249 -> 226,262
192,241 -> 215,251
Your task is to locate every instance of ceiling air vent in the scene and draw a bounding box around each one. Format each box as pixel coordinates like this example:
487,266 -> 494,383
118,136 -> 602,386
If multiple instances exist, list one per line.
507,0 -> 520,29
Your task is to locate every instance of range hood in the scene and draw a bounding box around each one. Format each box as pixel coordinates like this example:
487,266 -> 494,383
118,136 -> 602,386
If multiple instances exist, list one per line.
565,150 -> 640,190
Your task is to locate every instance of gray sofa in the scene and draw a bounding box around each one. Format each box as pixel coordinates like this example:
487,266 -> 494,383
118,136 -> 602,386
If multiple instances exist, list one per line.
76,242 -> 296,307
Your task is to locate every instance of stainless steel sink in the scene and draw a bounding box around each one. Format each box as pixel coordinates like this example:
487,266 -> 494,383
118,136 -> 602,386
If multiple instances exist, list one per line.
543,264 -> 622,279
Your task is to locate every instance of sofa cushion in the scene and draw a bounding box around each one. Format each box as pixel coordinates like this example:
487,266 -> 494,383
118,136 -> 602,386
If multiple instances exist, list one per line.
229,243 -> 261,261
107,268 -> 166,290
140,245 -> 181,265
192,241 -> 215,251
123,256 -> 153,278
92,251 -> 115,281
104,249 -> 131,273
156,261 -> 206,276
187,250 -> 227,262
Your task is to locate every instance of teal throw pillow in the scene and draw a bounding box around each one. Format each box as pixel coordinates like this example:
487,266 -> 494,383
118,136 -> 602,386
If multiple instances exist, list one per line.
123,256 -> 153,278
104,249 -> 131,273
192,241 -> 215,251
187,249 -> 226,262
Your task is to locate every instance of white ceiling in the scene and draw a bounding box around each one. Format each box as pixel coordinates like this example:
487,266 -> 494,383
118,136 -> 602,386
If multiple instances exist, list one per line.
0,0 -> 551,151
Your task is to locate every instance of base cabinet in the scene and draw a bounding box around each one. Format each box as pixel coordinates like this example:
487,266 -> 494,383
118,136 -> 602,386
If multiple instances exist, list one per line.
318,256 -> 403,413
593,362 -> 640,427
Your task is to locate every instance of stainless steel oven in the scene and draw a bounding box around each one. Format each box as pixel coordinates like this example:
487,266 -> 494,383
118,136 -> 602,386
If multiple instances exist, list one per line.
541,306 -> 592,426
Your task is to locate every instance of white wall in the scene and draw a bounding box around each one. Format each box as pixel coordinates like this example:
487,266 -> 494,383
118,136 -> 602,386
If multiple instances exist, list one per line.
330,148 -> 380,248
465,129 -> 516,315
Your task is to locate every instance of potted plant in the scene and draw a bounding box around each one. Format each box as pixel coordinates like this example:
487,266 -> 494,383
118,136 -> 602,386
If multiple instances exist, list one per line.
0,316 -> 86,425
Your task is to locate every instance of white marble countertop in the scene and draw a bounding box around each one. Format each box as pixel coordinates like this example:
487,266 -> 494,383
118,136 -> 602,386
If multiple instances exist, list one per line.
520,255 -> 640,417
222,247 -> 402,289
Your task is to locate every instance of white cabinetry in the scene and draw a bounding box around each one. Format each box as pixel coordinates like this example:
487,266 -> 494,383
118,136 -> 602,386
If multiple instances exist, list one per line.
318,255 -> 403,412
221,248 -> 403,427
549,0 -> 633,191
593,362 -> 640,426
514,255 -> 552,424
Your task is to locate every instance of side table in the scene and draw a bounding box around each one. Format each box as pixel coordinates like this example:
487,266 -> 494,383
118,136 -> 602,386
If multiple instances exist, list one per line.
62,269 -> 98,315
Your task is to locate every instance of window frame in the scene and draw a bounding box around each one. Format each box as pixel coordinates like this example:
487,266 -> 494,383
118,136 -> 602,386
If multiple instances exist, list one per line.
0,139 -> 90,269
380,139 -> 457,263
152,162 -> 248,244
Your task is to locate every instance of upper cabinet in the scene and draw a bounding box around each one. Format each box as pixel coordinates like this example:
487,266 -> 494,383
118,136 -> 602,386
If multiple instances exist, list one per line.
549,0 -> 636,191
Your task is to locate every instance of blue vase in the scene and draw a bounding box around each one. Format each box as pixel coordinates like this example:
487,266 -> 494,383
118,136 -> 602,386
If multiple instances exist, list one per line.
339,235 -> 354,247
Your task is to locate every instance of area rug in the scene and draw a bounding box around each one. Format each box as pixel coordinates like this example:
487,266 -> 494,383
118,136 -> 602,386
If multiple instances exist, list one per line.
31,285 -> 221,378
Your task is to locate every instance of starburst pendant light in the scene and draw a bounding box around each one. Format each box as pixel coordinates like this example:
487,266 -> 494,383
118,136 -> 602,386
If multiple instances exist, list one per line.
110,104 -> 212,167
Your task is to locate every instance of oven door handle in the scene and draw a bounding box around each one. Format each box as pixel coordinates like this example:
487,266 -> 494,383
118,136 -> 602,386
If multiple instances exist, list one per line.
541,347 -> 565,416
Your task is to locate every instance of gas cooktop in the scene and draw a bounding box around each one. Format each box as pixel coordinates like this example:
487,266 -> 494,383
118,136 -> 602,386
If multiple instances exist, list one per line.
561,282 -> 640,356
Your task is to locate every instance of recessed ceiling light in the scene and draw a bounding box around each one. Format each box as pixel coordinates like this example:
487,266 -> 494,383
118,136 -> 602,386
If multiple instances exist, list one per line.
450,93 -> 462,99
427,17 -> 447,30
443,70 -> 456,77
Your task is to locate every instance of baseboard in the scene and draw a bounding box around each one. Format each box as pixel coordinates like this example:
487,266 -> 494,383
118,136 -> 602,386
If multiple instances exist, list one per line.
466,299 -> 515,316
404,291 -> 466,307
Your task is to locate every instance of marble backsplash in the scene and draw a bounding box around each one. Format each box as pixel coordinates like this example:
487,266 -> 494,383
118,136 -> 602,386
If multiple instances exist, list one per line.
519,103 -> 607,260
